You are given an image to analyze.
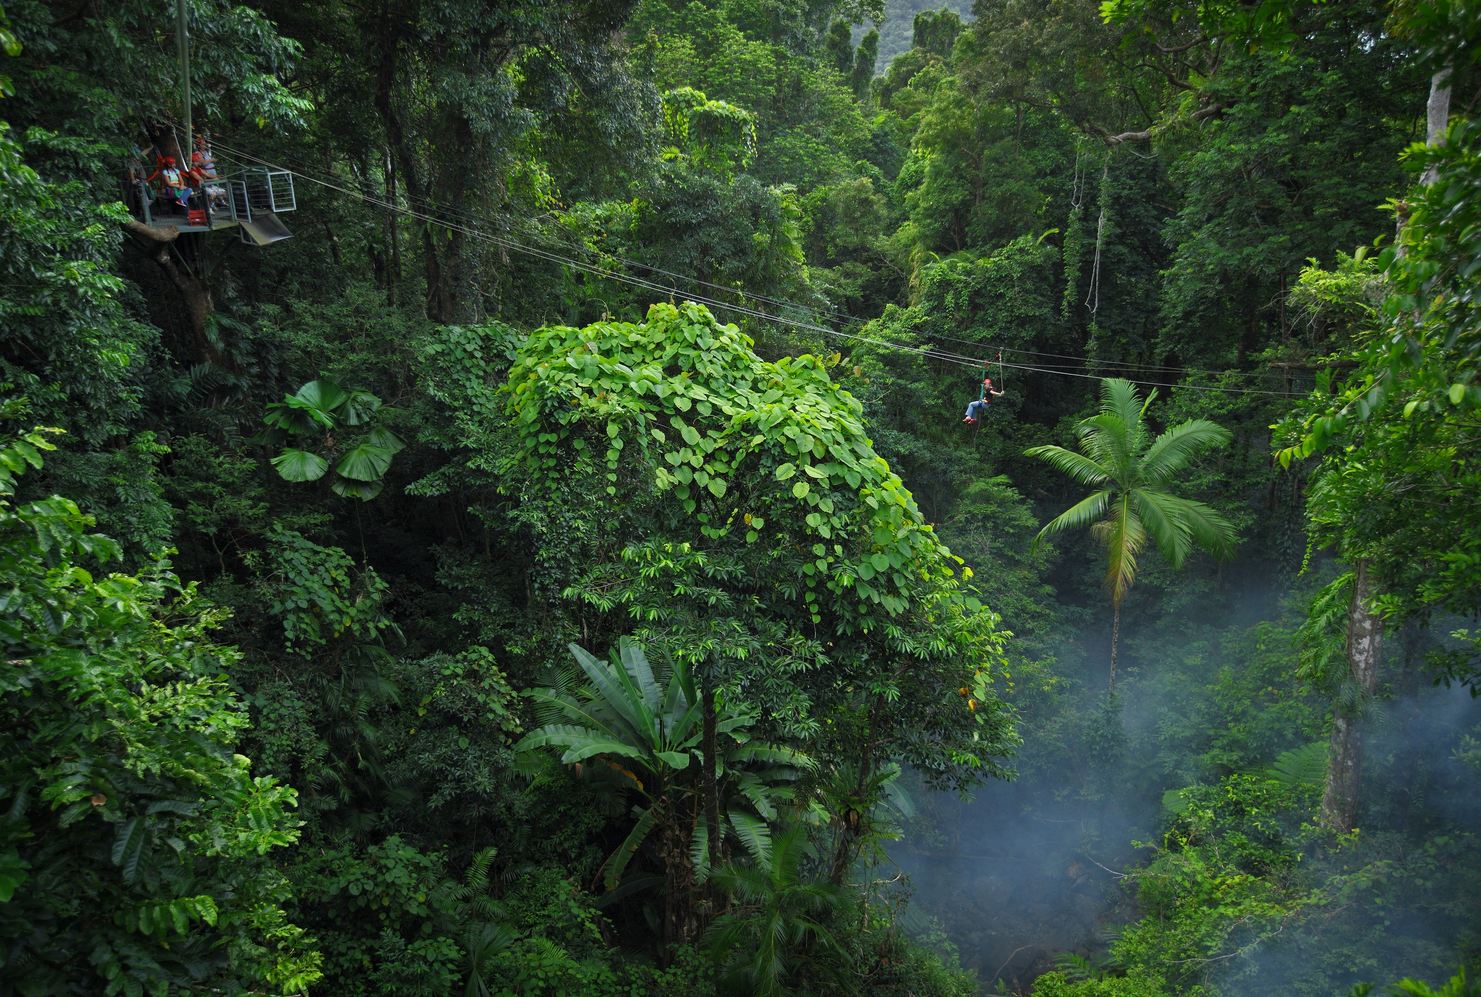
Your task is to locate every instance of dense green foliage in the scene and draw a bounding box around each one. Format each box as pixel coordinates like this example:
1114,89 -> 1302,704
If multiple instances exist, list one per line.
0,0 -> 1478,993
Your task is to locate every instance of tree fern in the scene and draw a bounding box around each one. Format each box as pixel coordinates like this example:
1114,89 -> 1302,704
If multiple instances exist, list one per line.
1266,742 -> 1328,791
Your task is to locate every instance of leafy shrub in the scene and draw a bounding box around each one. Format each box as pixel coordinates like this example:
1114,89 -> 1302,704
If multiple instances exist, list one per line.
0,427 -> 320,994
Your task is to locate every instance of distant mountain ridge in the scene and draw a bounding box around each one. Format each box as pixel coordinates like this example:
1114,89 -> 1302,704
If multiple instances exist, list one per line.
859,0 -> 975,67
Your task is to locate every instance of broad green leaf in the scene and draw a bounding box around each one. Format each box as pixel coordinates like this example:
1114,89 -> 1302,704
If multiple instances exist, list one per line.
365,427 -> 406,454
295,379 -> 349,412
271,448 -> 329,482
335,443 -> 394,482
340,389 -> 383,425
330,478 -> 384,501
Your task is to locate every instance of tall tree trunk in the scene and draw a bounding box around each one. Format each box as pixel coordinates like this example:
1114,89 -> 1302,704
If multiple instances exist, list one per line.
1320,559 -> 1383,833
701,676 -> 721,870
385,146 -> 400,305
1108,600 -> 1121,691
124,221 -> 218,365
1421,66 -> 1452,185
660,804 -> 698,955
1321,62 -> 1452,835
828,754 -> 873,885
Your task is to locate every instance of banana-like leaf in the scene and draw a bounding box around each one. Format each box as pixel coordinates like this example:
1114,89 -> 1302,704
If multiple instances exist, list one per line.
515,724 -> 649,767
715,712 -> 758,736
619,638 -> 662,714
602,806 -> 659,890
526,687 -> 623,737
568,643 -> 655,747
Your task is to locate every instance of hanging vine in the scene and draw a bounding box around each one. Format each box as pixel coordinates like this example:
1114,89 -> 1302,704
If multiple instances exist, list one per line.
1060,142 -> 1089,322
1083,157 -> 1112,326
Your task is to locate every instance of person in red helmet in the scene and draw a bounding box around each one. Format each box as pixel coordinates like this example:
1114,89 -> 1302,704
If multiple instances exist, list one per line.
963,376 -> 1004,424
146,155 -> 193,211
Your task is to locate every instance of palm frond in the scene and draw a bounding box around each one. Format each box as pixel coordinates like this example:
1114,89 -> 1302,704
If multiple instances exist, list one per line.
728,810 -> 774,869
1106,376 -> 1153,432
1159,492 -> 1237,560
1140,419 -> 1233,484
692,819 -> 712,884
1024,444 -> 1112,487
728,743 -> 815,771
736,775 -> 780,820
526,687 -> 619,735
1129,487 -> 1192,566
1095,378 -> 1149,472
1036,489 -> 1112,544
1266,742 -> 1327,790
1092,493 -> 1145,604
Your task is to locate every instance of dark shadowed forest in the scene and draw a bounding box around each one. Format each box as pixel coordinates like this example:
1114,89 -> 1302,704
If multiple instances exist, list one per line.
2,0 -> 1479,994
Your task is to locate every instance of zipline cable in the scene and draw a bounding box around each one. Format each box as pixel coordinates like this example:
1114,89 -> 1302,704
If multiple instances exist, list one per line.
211,134 -> 1304,386
209,142 -> 1308,399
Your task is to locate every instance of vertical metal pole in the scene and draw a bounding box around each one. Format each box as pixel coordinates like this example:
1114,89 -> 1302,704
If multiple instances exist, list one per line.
176,0 -> 191,163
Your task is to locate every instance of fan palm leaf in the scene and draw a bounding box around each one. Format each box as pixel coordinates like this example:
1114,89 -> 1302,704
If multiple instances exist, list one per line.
519,640 -> 811,906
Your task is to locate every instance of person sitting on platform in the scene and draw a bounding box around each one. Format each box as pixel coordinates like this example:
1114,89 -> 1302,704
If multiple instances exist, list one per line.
147,155 -> 193,212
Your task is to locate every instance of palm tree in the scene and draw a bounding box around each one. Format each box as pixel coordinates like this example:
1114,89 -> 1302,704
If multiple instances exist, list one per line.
515,638 -> 811,946
1026,378 -> 1237,689
703,825 -> 850,996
